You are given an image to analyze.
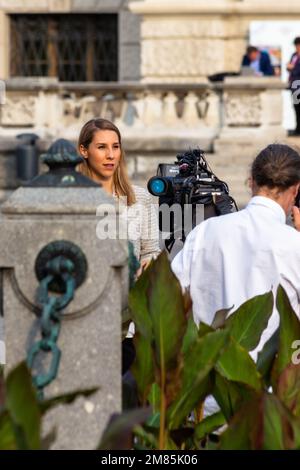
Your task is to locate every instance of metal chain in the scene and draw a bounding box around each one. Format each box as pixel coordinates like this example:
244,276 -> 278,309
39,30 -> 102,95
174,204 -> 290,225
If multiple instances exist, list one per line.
27,256 -> 76,400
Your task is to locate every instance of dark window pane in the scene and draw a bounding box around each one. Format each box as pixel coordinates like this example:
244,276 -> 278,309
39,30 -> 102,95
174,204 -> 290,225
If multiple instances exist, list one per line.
10,14 -> 118,82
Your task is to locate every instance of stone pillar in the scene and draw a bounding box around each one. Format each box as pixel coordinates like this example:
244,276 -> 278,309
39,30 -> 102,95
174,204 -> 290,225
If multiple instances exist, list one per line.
214,76 -> 285,157
0,144 -> 128,449
0,10 -> 9,79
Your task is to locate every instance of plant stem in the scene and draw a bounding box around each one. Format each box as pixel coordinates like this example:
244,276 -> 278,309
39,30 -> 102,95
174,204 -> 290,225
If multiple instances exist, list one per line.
159,325 -> 166,450
159,366 -> 166,450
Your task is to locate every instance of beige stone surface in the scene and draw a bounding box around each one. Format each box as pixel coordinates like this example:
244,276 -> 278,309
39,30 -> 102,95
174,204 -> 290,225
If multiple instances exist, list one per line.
0,184 -> 128,449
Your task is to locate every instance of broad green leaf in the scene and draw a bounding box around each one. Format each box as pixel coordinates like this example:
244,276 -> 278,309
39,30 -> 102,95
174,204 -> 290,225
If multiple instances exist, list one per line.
6,362 -> 40,450
213,373 -> 255,421
198,322 -> 214,338
274,285 -> 300,379
194,411 -> 226,441
167,329 -> 229,429
219,395 -> 262,450
277,363 -> 300,417
129,267 -> 152,339
219,393 -> 295,450
216,337 -> 262,391
0,411 -> 17,450
263,394 -> 293,450
148,384 -> 161,415
132,333 -> 155,405
225,291 -> 273,351
256,328 -> 279,384
97,408 -> 151,450
147,252 -> 187,371
182,316 -> 199,356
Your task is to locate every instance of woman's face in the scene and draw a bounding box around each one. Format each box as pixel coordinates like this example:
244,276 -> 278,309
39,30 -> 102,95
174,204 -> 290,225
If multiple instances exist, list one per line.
80,129 -> 121,180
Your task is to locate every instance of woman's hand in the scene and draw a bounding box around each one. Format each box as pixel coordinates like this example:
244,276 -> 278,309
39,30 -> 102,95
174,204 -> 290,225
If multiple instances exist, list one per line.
287,63 -> 295,71
136,258 -> 152,278
292,206 -> 300,231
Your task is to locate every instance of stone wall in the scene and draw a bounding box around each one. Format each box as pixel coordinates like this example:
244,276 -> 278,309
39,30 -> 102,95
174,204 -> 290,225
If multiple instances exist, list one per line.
130,0 -> 300,82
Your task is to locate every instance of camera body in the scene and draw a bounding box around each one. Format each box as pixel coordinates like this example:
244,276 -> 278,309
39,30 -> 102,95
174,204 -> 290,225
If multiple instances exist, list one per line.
148,149 -> 237,252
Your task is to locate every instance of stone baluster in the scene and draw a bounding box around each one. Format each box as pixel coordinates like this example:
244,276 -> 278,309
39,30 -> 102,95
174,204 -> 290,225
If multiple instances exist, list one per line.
162,91 -> 179,127
182,91 -> 200,127
142,91 -> 163,127
204,91 -> 221,129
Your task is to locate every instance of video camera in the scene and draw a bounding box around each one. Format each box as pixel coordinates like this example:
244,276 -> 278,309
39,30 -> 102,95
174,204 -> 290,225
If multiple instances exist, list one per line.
147,148 -> 238,253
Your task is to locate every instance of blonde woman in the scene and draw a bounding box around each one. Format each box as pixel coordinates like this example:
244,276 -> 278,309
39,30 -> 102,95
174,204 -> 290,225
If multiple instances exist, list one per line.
78,118 -> 160,372
78,118 -> 160,268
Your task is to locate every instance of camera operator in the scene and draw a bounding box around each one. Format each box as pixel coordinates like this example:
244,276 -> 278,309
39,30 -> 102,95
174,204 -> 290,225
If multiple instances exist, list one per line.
172,144 -> 300,363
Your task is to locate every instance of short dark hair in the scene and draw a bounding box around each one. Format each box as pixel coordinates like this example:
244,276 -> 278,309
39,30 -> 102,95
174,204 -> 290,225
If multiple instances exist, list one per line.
294,37 -> 300,46
251,144 -> 300,190
247,46 -> 259,55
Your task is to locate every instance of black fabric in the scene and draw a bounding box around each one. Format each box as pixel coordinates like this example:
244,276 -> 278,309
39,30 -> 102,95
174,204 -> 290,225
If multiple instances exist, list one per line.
122,338 -> 136,375
294,102 -> 300,133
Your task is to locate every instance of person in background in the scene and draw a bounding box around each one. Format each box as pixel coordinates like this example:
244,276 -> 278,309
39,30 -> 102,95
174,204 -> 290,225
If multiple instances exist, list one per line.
287,37 -> 300,136
241,45 -> 274,76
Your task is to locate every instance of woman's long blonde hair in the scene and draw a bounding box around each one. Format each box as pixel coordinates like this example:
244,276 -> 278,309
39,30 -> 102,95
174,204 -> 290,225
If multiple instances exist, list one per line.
77,118 -> 136,206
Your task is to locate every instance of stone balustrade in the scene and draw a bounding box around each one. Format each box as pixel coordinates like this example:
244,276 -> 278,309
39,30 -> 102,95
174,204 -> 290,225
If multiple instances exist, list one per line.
0,76 -> 288,204
0,78 -> 220,150
0,76 -> 285,148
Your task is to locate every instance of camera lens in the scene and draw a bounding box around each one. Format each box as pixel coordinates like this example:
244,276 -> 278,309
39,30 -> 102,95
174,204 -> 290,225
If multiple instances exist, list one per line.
148,177 -> 166,195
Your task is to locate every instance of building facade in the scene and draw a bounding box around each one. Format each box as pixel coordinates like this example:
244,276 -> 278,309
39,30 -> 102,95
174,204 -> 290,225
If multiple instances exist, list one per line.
0,0 -> 299,205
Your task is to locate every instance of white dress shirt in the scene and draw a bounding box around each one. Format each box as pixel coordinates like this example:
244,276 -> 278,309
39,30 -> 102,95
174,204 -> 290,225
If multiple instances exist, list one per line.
172,196 -> 300,361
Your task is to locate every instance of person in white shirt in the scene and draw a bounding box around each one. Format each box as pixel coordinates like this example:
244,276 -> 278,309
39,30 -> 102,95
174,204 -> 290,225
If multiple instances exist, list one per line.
172,143 -> 300,362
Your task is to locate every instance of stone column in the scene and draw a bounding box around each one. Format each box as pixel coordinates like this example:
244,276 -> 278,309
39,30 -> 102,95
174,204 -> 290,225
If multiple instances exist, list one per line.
0,148 -> 128,449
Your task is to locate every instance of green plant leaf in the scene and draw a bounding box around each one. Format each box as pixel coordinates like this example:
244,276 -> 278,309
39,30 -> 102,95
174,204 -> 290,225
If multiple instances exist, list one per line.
273,286 -> 300,381
97,408 -> 151,450
132,333 -> 155,405
148,384 -> 161,415
5,362 -> 41,450
182,316 -> 199,357
129,267 -> 152,339
216,337 -> 262,391
194,411 -> 226,442
219,394 -> 262,450
256,328 -> 279,384
263,394 -> 294,450
219,393 -> 296,450
212,373 -> 255,421
224,291 -> 273,351
277,363 -> 300,418
0,411 -> 17,450
167,329 -> 229,429
198,322 -> 214,339
147,252 -> 187,371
